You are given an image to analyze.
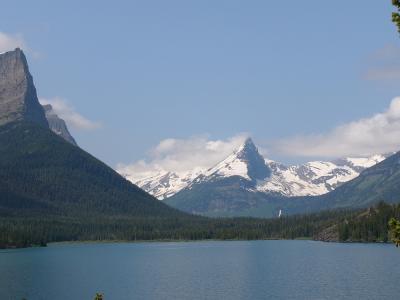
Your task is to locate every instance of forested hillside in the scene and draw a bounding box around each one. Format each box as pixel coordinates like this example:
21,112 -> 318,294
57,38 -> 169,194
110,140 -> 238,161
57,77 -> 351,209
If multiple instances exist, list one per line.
337,202 -> 400,242
0,121 -> 183,218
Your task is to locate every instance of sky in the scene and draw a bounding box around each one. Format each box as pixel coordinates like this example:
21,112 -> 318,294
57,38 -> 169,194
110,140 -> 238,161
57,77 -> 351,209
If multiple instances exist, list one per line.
1,1 -> 400,175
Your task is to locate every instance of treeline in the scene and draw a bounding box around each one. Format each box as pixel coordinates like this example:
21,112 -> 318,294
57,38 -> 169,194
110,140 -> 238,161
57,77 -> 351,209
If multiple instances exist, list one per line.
338,202 -> 400,242
3,202 -> 399,249
0,209 -> 352,248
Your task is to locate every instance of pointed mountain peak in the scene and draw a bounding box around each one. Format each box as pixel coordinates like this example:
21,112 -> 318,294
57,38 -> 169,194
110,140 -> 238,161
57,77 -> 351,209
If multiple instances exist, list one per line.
236,137 -> 260,158
244,136 -> 254,145
236,137 -> 271,181
0,48 -> 48,127
237,137 -> 256,151
202,137 -> 271,182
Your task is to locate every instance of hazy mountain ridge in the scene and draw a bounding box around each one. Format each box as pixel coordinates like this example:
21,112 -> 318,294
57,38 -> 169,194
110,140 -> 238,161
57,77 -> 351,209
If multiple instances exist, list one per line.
42,104 -> 77,146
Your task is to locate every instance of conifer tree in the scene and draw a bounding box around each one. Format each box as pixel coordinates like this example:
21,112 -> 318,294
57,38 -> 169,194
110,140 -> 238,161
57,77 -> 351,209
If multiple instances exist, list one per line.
389,218 -> 400,247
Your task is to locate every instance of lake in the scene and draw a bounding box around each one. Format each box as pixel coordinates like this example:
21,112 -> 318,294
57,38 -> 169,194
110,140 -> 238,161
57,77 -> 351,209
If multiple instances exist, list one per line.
0,240 -> 399,300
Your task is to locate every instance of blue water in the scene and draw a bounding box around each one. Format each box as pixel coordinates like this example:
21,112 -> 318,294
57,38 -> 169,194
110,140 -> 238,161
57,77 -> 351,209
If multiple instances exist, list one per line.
0,240 -> 399,300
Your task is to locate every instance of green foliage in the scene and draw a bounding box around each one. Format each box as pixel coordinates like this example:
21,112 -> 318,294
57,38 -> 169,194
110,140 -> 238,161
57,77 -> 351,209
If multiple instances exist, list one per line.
338,202 -> 400,243
393,0 -> 400,33
0,208 -> 354,248
94,293 -> 103,300
389,217 -> 400,247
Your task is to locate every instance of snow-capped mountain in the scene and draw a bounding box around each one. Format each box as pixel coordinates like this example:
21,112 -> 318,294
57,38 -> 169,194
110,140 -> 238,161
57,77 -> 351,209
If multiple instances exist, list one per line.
121,138 -> 387,200
130,169 -> 204,200
258,155 -> 386,197
193,138 -> 271,183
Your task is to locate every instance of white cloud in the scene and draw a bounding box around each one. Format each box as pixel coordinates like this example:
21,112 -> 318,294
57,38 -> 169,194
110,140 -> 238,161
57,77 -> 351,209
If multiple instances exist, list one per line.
117,134 -> 248,180
0,32 -> 26,53
273,97 -> 400,158
39,97 -> 101,130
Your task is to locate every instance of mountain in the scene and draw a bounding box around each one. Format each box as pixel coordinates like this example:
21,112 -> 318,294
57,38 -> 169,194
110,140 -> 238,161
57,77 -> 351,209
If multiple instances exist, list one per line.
273,151 -> 400,217
43,104 -> 77,146
258,155 -> 386,197
0,48 -> 48,127
126,139 -> 386,202
166,138 -> 277,217
195,138 -> 271,183
123,137 -> 386,216
121,139 -> 270,200
316,151 -> 400,209
132,169 -> 204,200
0,48 -> 182,219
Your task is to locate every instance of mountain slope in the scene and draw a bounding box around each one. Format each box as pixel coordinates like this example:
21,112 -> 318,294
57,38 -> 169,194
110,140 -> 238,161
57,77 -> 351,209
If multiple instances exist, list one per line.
0,121 -> 183,218
165,176 -> 281,217
132,169 -> 204,200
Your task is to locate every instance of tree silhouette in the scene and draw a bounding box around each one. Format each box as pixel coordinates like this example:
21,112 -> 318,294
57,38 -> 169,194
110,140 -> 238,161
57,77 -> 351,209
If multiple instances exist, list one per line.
389,218 -> 400,247
94,293 -> 103,300
393,0 -> 400,33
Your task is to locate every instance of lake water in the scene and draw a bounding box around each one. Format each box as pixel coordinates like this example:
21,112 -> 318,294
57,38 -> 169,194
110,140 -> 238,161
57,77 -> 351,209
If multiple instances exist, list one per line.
1,240 -> 400,300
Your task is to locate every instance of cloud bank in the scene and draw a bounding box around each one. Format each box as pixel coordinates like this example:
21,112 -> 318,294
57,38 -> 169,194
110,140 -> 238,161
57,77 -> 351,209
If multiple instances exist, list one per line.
40,97 -> 101,130
117,134 -> 248,180
118,97 -> 400,179
273,97 -> 400,158
0,32 -> 26,53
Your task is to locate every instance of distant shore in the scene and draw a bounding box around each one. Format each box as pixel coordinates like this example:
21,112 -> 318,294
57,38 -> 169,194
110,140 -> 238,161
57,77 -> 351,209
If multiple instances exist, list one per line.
2,237 -> 393,250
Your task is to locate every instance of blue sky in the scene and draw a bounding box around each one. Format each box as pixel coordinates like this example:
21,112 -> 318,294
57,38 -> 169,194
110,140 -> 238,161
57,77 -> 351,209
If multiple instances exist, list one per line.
1,1 -> 400,168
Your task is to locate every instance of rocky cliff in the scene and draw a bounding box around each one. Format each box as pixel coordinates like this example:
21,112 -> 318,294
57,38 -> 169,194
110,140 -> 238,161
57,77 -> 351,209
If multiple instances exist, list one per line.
0,48 -> 48,127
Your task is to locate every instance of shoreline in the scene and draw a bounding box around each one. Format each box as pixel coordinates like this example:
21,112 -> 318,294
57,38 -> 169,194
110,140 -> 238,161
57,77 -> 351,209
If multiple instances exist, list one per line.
1,237 -> 393,250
